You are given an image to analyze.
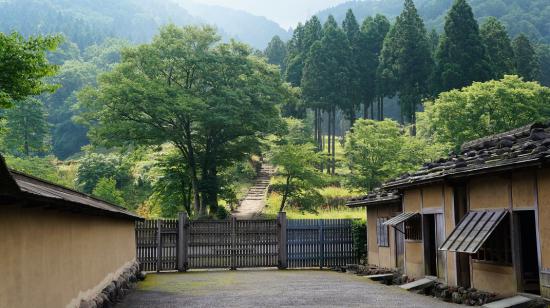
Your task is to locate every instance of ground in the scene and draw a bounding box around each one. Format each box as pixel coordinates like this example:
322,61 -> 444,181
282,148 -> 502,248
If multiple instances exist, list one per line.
117,270 -> 461,307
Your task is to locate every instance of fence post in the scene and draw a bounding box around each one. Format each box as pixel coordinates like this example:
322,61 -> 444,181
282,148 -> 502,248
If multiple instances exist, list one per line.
156,219 -> 162,272
319,220 -> 325,269
230,216 -> 237,270
177,212 -> 189,272
277,212 -> 287,269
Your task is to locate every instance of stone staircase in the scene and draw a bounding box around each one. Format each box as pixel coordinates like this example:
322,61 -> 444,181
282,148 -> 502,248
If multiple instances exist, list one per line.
233,163 -> 275,219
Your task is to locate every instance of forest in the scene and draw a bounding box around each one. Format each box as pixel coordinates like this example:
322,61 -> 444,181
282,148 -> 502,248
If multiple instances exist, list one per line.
1,0 -> 550,219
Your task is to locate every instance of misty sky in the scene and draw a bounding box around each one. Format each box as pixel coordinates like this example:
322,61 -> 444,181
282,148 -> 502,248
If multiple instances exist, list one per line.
189,0 -> 349,28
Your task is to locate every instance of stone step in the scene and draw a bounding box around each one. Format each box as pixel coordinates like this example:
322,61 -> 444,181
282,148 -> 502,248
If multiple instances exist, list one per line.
399,278 -> 436,291
482,296 -> 533,308
365,274 -> 394,282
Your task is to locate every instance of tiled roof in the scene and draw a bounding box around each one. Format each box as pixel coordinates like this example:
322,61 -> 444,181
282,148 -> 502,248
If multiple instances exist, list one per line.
385,122 -> 550,189
1,155 -> 141,220
11,170 -> 141,220
346,188 -> 401,207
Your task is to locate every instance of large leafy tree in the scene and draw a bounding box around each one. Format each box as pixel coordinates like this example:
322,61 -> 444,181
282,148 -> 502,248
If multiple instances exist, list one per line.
1,98 -> 50,157
480,17 -> 515,79
513,34 -> 539,81
344,119 -> 440,192
434,0 -> 492,93
362,14 -> 390,120
378,0 -> 433,127
0,33 -> 60,108
418,75 -> 550,150
270,143 -> 320,212
80,25 -> 288,216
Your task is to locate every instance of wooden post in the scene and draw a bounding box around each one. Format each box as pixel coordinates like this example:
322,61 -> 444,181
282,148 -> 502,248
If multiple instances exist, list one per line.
230,216 -> 237,270
177,212 -> 189,272
278,212 -> 288,269
156,220 -> 162,272
319,219 -> 325,269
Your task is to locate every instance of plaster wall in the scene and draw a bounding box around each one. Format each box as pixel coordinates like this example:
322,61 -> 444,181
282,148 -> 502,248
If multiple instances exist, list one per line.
512,171 -> 536,209
405,241 -> 424,279
0,205 -> 136,308
422,185 -> 444,209
471,262 -> 516,296
469,175 -> 510,210
403,189 -> 421,213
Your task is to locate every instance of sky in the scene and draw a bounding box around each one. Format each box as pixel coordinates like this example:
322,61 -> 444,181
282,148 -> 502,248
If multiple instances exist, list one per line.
189,0 -> 349,29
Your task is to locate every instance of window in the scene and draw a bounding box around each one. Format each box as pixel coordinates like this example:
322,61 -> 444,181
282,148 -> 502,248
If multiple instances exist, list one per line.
473,214 -> 512,265
405,215 -> 422,240
377,218 -> 389,247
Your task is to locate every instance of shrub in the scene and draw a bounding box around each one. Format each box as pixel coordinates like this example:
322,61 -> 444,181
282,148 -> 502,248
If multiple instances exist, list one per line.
352,219 -> 367,259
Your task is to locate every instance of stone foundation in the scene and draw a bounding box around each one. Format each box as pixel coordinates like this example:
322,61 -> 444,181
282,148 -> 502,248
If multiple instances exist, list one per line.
79,262 -> 144,308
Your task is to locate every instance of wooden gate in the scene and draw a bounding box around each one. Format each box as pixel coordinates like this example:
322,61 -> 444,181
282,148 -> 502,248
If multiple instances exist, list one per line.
185,218 -> 279,269
136,213 -> 358,272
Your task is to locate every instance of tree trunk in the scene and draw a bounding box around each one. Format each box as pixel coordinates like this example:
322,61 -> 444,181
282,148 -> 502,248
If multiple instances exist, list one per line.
327,109 -> 331,175
279,175 -> 291,212
184,121 -> 202,216
380,97 -> 384,120
332,106 -> 336,175
363,102 -> 368,119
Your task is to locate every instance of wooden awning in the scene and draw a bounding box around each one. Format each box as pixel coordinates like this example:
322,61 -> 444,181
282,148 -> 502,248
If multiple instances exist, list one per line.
382,212 -> 419,226
439,210 -> 508,253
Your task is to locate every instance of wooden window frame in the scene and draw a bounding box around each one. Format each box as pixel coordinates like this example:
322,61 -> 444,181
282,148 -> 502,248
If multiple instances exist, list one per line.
472,215 -> 512,266
405,215 -> 422,241
377,217 -> 390,247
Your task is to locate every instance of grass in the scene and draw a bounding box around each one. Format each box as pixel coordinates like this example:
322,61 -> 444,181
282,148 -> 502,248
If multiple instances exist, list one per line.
263,191 -> 365,220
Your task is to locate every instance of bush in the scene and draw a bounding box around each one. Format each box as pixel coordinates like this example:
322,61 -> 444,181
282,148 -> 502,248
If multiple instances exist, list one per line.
352,219 -> 367,259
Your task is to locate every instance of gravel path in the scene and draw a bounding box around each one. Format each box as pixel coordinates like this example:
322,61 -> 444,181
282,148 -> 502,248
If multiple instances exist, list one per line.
117,269 -> 461,308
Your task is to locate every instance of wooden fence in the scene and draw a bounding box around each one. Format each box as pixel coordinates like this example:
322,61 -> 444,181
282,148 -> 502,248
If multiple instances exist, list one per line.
287,219 -> 356,268
135,213 -> 358,272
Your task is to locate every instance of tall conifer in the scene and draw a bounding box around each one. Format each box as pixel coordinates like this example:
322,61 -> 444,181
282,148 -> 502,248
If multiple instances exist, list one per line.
480,17 -> 515,79
435,0 -> 492,92
513,34 -> 539,81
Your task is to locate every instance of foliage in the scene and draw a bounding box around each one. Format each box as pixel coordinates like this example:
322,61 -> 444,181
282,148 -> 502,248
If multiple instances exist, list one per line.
480,17 -> 515,79
264,35 -> 287,70
377,0 -> 433,125
76,152 -> 131,194
1,98 -> 50,157
264,192 -> 365,219
434,0 -> 492,93
3,155 -> 75,188
513,34 -> 539,81
417,75 -> 550,150
344,119 -> 443,191
92,177 -> 125,206
270,143 -> 321,212
537,44 -> 550,87
0,32 -> 60,108
352,219 -> 367,259
80,25 -> 289,216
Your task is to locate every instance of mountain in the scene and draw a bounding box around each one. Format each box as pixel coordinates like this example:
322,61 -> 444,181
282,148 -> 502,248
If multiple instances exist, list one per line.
0,0 -> 289,49
180,1 -> 291,49
316,0 -> 550,44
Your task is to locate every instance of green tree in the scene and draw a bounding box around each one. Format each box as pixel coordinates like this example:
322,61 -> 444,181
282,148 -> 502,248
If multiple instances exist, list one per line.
480,17 -> 515,79
378,0 -> 433,127
344,119 -> 442,192
536,44 -> 550,87
92,177 -> 125,206
513,34 -> 539,81
0,32 -> 60,108
302,16 -> 350,174
435,0 -> 492,92
1,98 -> 50,157
362,14 -> 391,120
270,143 -> 321,212
76,153 -> 131,194
264,35 -> 287,70
342,9 -> 361,124
80,25 -> 288,216
417,75 -> 550,150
